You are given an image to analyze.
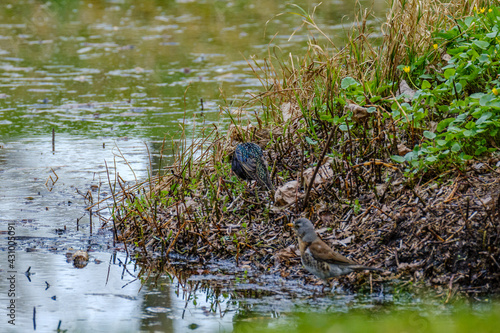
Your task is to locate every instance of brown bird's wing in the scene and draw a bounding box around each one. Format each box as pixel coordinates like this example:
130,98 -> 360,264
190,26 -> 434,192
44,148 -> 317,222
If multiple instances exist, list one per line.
308,239 -> 358,266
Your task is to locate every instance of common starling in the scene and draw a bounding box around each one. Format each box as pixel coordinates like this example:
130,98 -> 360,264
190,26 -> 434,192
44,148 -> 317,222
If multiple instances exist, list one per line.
231,142 -> 274,191
289,218 -> 382,283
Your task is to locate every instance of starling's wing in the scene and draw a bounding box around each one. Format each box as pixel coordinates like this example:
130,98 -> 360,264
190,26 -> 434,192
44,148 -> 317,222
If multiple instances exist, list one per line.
232,153 -> 249,180
237,150 -> 259,180
308,240 -> 358,266
233,143 -> 273,190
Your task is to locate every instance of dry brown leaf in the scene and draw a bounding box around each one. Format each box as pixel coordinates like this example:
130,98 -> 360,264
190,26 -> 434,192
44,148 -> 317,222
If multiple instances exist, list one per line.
397,79 -> 416,102
442,53 -> 452,62
280,101 -> 302,122
275,180 -> 304,206
171,197 -> 199,215
228,123 -> 255,141
303,163 -> 334,186
319,210 -> 334,225
397,143 -> 411,156
346,102 -> 370,123
72,250 -> 89,268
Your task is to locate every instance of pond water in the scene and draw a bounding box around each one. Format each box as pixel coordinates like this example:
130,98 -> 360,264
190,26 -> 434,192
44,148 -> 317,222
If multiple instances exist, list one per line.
2,1 -> 498,332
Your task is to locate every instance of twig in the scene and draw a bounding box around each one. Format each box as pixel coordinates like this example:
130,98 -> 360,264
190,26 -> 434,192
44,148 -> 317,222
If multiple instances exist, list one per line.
165,219 -> 190,258
302,126 -> 336,209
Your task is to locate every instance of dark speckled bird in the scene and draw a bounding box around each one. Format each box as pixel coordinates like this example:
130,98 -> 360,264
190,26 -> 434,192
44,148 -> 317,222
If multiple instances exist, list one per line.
231,142 -> 274,191
289,218 -> 382,285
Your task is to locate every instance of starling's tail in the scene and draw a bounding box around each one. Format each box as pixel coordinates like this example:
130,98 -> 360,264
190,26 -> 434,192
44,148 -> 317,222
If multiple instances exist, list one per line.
256,159 -> 274,191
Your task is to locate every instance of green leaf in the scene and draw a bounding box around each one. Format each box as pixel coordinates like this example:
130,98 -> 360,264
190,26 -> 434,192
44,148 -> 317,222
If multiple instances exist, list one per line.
456,113 -> 468,122
320,114 -> 333,121
419,74 -> 433,79
451,142 -> 461,152
444,68 -> 456,79
305,136 -> 318,145
435,28 -> 459,40
436,118 -> 454,132
437,139 -> 448,146
476,112 -> 492,125
341,77 -> 360,89
470,93 -> 485,99
423,131 -> 436,139
459,152 -> 473,160
479,94 -> 494,106
490,101 -> 500,109
475,147 -> 487,155
478,54 -> 490,63
473,40 -> 490,50
463,129 -> 475,137
405,151 -> 418,161
458,152 -> 472,161
421,80 -> 431,89
390,155 -> 405,163
464,16 -> 475,28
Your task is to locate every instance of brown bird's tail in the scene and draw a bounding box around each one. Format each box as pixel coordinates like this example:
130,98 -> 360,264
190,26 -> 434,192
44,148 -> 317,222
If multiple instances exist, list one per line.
351,265 -> 384,272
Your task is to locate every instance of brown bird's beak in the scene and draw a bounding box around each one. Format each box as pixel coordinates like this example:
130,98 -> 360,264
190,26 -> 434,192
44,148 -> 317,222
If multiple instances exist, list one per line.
287,223 -> 294,228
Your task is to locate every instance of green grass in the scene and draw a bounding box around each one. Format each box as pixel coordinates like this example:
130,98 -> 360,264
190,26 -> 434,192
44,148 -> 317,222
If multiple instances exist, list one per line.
233,303 -> 500,333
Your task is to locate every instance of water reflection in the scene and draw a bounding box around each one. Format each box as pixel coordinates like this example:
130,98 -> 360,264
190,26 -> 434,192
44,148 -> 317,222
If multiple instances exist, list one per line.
0,251 -> 143,332
0,0 -> 386,139
0,135 -> 153,231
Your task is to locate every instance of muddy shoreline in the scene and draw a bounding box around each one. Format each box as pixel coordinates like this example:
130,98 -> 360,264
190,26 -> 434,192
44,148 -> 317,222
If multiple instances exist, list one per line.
114,155 -> 500,296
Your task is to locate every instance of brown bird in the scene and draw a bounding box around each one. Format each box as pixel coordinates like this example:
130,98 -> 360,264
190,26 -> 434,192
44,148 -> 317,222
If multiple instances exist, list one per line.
289,218 -> 382,285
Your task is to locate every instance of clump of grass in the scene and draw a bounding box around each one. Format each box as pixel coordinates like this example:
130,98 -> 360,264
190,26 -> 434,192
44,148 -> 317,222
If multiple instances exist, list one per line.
258,0 -> 500,178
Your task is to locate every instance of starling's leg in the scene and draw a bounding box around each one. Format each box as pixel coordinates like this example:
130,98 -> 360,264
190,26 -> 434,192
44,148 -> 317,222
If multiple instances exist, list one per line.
253,184 -> 260,203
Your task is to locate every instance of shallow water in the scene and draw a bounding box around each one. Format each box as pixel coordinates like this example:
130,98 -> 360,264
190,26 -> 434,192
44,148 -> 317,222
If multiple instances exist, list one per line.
3,1 -> 498,332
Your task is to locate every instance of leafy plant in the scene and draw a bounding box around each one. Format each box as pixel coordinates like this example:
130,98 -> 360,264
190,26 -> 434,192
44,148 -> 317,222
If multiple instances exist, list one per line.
391,6 -> 500,173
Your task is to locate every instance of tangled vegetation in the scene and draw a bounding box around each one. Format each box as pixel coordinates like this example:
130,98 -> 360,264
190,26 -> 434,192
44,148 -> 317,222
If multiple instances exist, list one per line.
101,0 -> 500,295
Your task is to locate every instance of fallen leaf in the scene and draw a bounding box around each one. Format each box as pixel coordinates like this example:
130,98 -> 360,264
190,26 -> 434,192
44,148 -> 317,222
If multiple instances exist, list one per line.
346,102 -> 370,123
280,101 -> 302,122
275,181 -> 304,206
303,163 -> 334,186
397,79 -> 416,102
397,143 -> 411,156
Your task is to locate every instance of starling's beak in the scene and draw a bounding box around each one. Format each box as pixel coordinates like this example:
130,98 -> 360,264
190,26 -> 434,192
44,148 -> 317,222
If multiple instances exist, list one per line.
287,223 -> 294,228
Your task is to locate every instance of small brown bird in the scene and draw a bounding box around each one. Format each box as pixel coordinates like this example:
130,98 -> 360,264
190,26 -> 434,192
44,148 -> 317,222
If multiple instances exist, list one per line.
289,218 -> 382,285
